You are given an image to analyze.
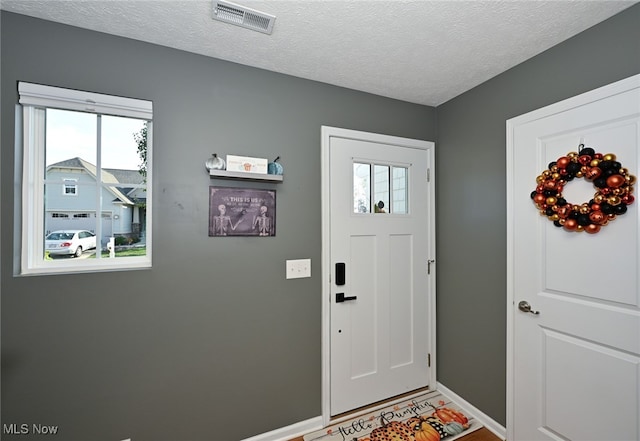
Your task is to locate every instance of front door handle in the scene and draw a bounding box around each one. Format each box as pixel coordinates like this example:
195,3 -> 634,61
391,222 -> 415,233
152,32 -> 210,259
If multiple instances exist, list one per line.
518,300 -> 539,315
336,293 -> 357,303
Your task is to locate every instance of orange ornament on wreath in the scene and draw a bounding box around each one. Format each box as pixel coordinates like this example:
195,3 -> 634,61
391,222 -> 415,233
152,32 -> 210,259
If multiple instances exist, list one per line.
531,146 -> 636,234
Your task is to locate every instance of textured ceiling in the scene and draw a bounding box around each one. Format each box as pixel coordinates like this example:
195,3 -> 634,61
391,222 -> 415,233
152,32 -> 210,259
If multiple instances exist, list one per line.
1,0 -> 637,106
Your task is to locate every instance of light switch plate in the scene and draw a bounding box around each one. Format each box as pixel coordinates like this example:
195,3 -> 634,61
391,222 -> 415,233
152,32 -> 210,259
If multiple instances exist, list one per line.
286,259 -> 311,279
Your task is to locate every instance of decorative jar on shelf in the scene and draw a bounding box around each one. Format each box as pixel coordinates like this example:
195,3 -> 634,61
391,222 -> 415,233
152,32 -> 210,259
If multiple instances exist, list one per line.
267,156 -> 283,175
205,153 -> 226,171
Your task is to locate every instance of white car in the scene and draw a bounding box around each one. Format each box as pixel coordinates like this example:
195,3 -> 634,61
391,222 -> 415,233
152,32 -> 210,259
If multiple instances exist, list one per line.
45,230 -> 97,257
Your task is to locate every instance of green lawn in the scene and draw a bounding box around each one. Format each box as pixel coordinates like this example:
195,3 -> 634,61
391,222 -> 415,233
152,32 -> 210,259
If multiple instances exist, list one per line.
93,248 -> 147,258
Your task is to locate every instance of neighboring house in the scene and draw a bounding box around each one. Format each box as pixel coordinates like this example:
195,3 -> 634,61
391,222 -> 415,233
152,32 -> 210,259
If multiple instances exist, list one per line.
45,157 -> 146,245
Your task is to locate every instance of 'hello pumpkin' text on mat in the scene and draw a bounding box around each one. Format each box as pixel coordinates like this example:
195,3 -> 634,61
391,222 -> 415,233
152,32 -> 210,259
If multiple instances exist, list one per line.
303,391 -> 482,441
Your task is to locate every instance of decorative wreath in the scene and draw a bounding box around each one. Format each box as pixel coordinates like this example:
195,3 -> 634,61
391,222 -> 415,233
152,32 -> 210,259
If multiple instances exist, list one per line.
531,146 -> 636,234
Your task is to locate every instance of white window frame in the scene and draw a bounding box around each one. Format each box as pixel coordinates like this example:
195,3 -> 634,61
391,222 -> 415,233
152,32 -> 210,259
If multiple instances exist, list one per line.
18,82 -> 153,275
63,178 -> 78,196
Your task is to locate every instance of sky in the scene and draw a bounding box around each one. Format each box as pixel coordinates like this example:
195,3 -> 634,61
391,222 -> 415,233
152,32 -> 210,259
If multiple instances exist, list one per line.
46,108 -> 146,170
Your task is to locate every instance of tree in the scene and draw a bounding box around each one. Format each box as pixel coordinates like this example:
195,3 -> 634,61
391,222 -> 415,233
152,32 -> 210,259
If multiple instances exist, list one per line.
133,122 -> 148,179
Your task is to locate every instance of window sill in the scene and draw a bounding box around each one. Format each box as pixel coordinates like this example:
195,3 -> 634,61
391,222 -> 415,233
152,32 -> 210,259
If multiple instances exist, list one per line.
20,256 -> 152,276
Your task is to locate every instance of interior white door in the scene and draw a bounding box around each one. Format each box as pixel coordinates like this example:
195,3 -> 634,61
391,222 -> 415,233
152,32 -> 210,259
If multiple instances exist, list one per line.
508,75 -> 640,441
325,127 -> 435,416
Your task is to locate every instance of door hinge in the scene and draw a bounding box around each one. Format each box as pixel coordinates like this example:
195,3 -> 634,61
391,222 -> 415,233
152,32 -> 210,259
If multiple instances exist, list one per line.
427,259 -> 435,274
428,353 -> 431,367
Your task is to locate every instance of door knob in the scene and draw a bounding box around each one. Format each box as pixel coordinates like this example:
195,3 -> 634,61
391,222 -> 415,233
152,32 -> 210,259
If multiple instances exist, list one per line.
336,293 -> 357,303
518,300 -> 539,315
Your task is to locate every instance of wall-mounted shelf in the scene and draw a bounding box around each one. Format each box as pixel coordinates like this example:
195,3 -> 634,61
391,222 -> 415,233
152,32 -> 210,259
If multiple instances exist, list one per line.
209,169 -> 283,183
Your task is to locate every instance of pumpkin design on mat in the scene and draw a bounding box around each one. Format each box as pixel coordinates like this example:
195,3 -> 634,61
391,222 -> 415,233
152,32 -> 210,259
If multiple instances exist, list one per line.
443,421 -> 465,436
430,407 -> 468,428
370,418 -> 415,441
425,417 -> 448,439
406,417 -> 441,441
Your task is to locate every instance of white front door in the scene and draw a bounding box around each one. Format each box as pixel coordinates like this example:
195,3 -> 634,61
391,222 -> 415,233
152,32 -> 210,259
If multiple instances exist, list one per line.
507,75 -> 640,441
322,127 -> 436,418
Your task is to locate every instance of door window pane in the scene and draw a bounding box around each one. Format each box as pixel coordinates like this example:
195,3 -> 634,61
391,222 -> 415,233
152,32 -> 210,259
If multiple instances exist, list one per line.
374,165 -> 390,213
392,167 -> 408,214
353,163 -> 371,213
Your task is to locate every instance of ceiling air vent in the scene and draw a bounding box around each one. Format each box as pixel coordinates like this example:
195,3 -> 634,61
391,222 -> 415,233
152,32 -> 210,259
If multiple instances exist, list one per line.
212,0 -> 276,35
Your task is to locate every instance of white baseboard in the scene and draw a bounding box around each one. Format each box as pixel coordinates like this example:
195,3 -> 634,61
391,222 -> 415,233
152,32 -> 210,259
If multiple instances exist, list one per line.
436,382 -> 506,440
241,416 -> 323,441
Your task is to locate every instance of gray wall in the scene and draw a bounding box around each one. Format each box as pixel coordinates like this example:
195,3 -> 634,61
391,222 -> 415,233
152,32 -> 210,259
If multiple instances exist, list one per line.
0,12 -> 435,441
435,3 -> 640,426
2,4 -> 639,440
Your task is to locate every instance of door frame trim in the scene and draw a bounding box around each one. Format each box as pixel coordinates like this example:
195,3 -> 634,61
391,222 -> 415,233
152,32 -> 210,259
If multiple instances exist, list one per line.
321,126 -> 437,426
505,73 -> 640,441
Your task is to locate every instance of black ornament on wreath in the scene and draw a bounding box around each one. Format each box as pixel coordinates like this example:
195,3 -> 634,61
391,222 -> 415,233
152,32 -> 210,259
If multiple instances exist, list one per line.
531,145 -> 636,234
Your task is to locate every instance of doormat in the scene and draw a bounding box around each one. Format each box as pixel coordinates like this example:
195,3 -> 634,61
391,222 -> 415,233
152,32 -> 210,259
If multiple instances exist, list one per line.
304,391 -> 482,441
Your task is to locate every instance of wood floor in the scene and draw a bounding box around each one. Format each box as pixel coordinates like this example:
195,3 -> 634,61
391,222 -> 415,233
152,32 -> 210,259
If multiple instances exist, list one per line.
289,426 -> 501,441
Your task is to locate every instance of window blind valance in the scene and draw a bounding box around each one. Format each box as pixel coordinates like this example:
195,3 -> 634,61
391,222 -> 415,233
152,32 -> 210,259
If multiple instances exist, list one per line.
18,82 -> 152,120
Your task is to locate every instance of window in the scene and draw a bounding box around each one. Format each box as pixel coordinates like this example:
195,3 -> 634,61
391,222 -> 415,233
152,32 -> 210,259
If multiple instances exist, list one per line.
353,162 -> 409,214
18,82 -> 153,275
63,179 -> 78,195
